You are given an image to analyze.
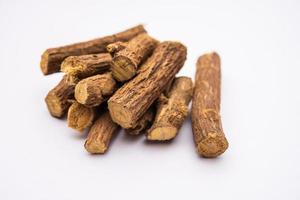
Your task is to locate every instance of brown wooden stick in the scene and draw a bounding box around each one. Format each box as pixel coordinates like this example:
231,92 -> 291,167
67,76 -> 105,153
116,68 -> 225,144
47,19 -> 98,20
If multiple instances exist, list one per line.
147,77 -> 193,141
84,111 -> 119,154
75,73 -> 117,107
111,33 -> 159,82
108,41 -> 187,128
67,101 -> 95,132
45,75 -> 75,118
61,53 -> 112,84
192,52 -> 229,158
125,108 -> 154,135
40,25 -> 146,75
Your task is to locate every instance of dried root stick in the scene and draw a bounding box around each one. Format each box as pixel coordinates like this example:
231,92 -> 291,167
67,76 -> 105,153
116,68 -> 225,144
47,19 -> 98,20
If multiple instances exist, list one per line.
147,77 -> 193,141
45,75 -> 75,118
75,73 -> 117,107
125,108 -> 154,135
61,53 -> 112,84
40,25 -> 146,75
108,41 -> 187,129
67,101 -> 95,132
192,52 -> 229,158
111,33 -> 158,81
85,111 -> 119,154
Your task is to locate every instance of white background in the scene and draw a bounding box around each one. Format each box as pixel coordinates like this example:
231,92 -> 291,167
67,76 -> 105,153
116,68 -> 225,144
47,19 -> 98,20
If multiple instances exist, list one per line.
0,0 -> 299,199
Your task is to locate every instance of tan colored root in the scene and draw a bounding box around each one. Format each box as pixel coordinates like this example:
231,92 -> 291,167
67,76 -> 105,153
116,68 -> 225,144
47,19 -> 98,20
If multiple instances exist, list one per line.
61,53 -> 111,84
67,101 -> 95,132
147,77 -> 193,141
108,41 -> 187,129
191,52 -> 229,158
125,108 -> 154,135
45,75 -> 75,118
40,25 -> 146,75
84,112 -> 119,154
111,33 -> 159,82
75,73 -> 117,107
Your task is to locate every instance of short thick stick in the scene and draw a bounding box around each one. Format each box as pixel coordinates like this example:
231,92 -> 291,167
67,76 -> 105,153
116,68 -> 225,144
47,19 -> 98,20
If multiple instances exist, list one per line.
147,77 -> 193,141
191,52 -> 229,158
125,108 -> 154,135
40,25 -> 146,75
61,53 -> 112,84
45,75 -> 75,117
67,101 -> 95,132
111,33 -> 158,81
75,73 -> 117,107
108,41 -> 187,128
84,112 -> 119,154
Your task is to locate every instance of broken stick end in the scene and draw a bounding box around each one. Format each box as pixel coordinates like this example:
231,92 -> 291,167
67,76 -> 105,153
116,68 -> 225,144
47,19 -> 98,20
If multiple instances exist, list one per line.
84,141 -> 107,154
40,52 -> 50,75
108,101 -> 133,129
147,127 -> 177,141
67,102 -> 94,132
45,93 -> 64,118
74,83 -> 89,105
197,132 -> 228,158
112,56 -> 136,82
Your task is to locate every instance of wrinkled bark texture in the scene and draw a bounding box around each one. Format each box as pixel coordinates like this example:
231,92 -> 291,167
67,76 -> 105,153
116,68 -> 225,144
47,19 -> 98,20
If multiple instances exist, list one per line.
45,75 -> 75,117
111,33 -> 158,81
108,41 -> 187,129
84,112 -> 119,154
40,25 -> 146,75
147,77 -> 193,141
61,53 -> 111,84
191,52 -> 228,158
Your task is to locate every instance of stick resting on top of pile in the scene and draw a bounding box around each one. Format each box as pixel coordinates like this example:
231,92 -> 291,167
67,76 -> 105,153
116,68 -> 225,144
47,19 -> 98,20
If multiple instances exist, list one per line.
108,41 -> 187,129
40,25 -> 146,75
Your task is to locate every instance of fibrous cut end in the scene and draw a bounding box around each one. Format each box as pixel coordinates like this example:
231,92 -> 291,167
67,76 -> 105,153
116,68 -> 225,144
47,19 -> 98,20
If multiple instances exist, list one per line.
74,82 -> 89,105
147,127 -> 177,141
40,52 -> 49,75
111,56 -> 136,82
107,101 -> 133,129
197,132 -> 229,158
45,93 -> 64,117
84,140 -> 107,154
67,102 -> 95,132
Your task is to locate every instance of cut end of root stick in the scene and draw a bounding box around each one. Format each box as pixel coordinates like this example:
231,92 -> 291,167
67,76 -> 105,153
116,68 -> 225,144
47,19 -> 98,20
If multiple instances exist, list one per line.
74,82 -> 89,105
197,132 -> 229,158
40,52 -> 50,75
147,127 -> 177,141
112,56 -> 136,82
108,102 -> 133,129
84,140 -> 107,154
45,93 -> 64,118
67,102 -> 94,132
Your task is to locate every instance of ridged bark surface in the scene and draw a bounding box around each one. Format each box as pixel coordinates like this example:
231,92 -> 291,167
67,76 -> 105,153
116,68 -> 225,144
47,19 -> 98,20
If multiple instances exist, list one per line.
191,52 -> 228,158
45,75 -> 75,117
147,77 -> 193,141
111,33 -> 158,81
84,112 -> 119,154
75,73 -> 117,107
40,25 -> 146,75
125,108 -> 154,135
61,53 -> 112,84
108,41 -> 187,128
